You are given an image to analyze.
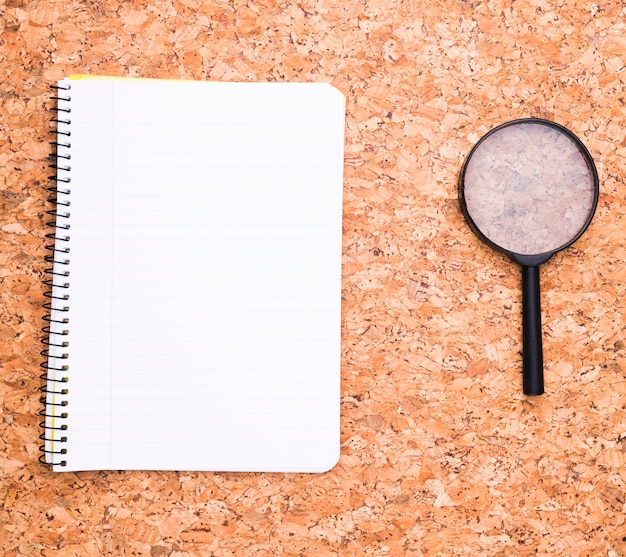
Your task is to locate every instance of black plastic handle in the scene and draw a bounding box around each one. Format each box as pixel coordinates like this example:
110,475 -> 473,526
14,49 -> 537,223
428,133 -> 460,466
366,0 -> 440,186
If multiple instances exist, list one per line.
522,265 -> 544,395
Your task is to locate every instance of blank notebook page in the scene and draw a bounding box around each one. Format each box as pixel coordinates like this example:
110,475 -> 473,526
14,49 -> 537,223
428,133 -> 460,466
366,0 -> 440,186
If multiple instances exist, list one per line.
45,77 -> 345,472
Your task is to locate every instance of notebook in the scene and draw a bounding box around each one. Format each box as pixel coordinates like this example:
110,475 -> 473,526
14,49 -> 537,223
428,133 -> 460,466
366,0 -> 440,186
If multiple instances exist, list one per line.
41,76 -> 345,473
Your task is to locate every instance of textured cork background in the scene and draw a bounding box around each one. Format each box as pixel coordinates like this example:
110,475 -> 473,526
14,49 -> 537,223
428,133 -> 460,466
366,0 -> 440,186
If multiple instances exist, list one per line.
3,0 -> 626,555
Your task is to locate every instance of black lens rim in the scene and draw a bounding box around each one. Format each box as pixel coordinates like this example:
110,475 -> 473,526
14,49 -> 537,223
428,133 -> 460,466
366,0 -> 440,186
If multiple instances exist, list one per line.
458,117 -> 600,267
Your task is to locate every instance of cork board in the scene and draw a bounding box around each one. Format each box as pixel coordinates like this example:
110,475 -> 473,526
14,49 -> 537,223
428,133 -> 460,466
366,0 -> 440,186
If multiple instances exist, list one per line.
2,0 -> 626,555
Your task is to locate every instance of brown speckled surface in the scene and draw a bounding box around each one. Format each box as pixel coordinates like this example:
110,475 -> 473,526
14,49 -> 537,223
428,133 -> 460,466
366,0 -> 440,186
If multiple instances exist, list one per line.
3,0 -> 626,555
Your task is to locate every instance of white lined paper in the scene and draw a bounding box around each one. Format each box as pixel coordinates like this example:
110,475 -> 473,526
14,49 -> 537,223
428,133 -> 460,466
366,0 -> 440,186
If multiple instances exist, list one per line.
46,77 -> 344,472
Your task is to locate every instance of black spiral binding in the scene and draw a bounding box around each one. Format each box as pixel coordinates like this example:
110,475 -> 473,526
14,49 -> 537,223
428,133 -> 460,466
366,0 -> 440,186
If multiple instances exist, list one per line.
39,81 -> 72,467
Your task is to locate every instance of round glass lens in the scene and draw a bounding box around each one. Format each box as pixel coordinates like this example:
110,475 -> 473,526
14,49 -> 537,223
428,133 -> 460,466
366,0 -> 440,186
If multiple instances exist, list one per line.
463,122 -> 596,256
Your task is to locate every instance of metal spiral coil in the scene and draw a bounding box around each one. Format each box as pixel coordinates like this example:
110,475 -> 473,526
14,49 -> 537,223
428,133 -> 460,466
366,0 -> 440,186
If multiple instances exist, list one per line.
40,82 -> 72,467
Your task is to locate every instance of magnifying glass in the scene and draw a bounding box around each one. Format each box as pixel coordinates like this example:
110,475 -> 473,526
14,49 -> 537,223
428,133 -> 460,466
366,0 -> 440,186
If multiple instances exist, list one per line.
459,118 -> 599,395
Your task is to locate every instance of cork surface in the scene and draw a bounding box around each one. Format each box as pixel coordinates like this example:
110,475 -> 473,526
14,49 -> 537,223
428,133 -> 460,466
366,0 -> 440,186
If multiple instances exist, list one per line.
3,0 -> 626,555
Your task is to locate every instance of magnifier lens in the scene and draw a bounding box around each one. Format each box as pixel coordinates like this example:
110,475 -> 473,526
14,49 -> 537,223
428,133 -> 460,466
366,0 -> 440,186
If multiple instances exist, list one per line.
463,122 -> 596,257
459,119 -> 599,395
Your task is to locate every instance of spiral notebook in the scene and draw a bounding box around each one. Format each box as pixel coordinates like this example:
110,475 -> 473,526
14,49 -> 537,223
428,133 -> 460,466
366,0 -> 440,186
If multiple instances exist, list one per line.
41,76 -> 345,472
